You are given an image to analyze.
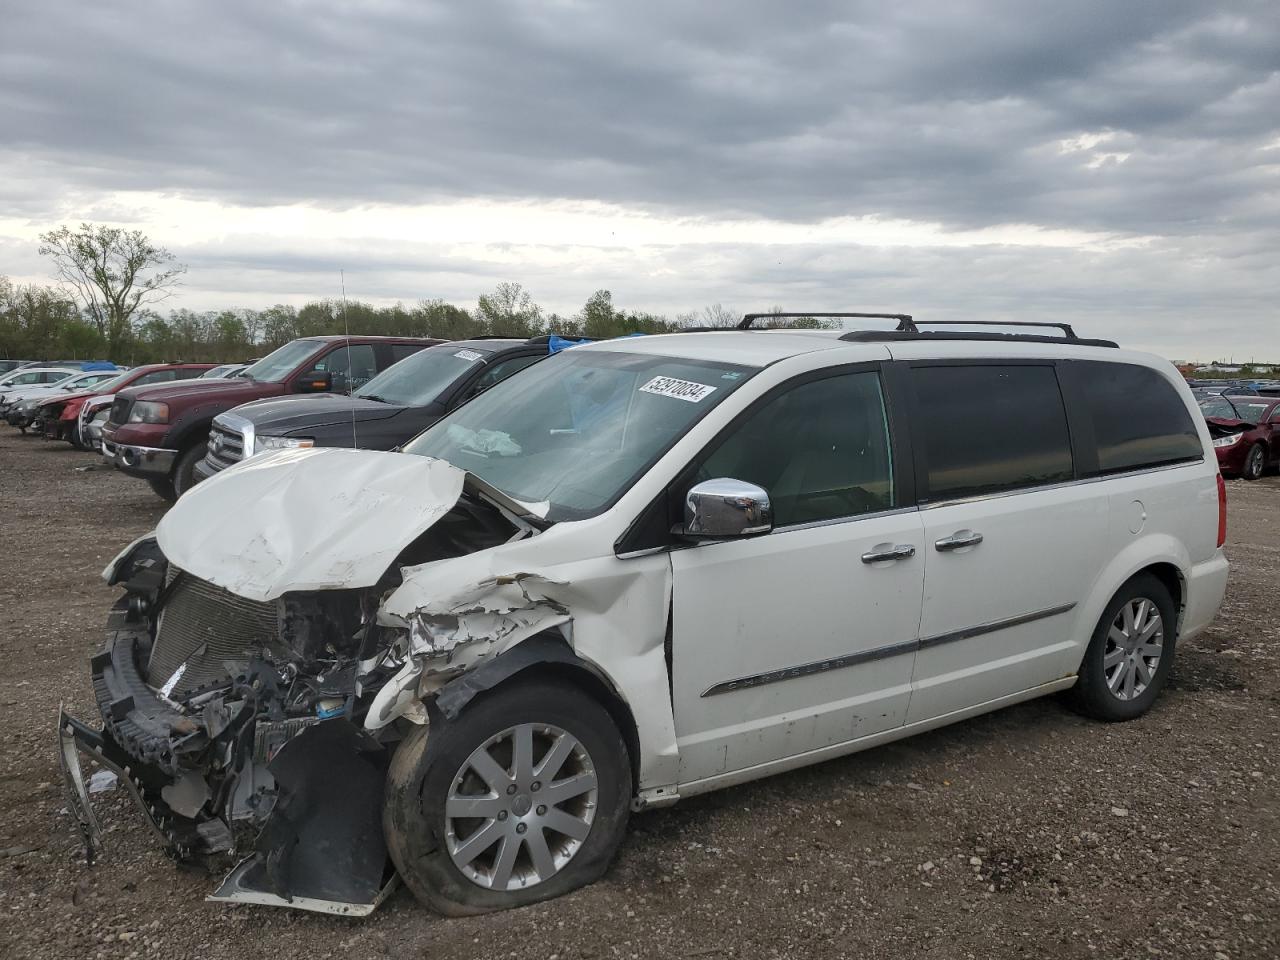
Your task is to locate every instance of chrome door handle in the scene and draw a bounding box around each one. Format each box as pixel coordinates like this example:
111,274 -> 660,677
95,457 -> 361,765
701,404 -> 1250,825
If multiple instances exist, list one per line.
861,544 -> 917,564
934,530 -> 983,552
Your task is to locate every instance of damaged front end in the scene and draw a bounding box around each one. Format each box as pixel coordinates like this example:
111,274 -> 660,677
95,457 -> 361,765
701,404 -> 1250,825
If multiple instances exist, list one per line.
59,539 -> 402,914
58,450 -> 555,916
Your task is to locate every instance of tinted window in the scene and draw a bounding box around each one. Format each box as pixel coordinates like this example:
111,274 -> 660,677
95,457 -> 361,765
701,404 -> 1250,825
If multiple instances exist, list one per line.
698,371 -> 894,526
135,370 -> 178,386
1074,361 -> 1202,473
912,365 -> 1073,501
315,344 -> 378,391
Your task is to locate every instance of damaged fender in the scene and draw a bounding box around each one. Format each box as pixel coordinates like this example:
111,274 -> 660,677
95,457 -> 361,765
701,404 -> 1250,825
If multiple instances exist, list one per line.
376,538 -> 682,798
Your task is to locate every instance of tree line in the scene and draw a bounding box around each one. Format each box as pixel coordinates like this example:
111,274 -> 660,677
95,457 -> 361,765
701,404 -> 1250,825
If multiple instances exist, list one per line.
0,224 -> 829,364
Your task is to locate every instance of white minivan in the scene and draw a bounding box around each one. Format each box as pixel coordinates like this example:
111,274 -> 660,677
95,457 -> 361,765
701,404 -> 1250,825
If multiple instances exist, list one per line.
61,318 -> 1228,917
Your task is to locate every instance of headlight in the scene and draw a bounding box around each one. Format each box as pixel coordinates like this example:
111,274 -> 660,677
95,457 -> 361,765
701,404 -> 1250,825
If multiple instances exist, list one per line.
127,401 -> 170,424
17,399 -> 38,413
254,435 -> 315,454
1213,433 -> 1244,448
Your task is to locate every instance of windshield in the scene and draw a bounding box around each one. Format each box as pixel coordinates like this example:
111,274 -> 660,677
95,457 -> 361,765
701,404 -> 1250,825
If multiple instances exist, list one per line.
91,371 -> 134,392
64,372 -> 116,390
242,340 -> 322,383
1200,396 -> 1270,423
356,344 -> 492,406
403,349 -> 756,520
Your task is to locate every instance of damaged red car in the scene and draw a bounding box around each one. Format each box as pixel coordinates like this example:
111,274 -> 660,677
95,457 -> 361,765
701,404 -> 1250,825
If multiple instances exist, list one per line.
1200,395 -> 1280,480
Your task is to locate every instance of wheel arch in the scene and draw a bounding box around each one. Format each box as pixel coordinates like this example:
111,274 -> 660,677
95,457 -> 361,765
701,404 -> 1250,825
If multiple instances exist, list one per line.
431,632 -> 643,792
1074,535 -> 1192,668
168,416 -> 214,454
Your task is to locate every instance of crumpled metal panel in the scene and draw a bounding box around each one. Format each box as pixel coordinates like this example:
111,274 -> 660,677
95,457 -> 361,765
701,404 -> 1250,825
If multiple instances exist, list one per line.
155,448 -> 466,602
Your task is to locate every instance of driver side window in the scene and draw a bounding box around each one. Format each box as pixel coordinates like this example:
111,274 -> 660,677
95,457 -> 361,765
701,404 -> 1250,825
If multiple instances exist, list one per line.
698,370 -> 895,527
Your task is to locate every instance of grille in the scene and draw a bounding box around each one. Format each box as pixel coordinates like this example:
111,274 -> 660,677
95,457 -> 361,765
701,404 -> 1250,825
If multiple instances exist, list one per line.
205,421 -> 245,470
147,572 -> 278,698
110,395 -> 134,426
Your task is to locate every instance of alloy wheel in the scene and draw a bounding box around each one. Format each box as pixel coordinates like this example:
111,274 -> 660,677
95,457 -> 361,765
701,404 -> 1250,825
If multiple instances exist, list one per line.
1103,598 -> 1164,701
445,723 -> 598,891
1246,445 -> 1265,479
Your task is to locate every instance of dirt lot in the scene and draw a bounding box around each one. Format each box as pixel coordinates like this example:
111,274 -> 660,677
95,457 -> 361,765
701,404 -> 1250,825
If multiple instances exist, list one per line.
1,429 -> 1277,960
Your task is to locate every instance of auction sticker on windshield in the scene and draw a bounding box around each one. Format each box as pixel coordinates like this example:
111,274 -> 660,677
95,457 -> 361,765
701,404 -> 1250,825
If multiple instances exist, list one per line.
639,376 -> 717,403
454,349 -> 485,362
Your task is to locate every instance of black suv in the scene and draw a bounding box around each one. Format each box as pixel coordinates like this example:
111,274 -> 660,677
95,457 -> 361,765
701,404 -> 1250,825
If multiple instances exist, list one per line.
194,336 -> 586,482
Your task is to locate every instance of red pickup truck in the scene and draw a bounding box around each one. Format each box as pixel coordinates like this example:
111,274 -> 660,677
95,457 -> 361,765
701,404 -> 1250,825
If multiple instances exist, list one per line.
102,335 -> 440,500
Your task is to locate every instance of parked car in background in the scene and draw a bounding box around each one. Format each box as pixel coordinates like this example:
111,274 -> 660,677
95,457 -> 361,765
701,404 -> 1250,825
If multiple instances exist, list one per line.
102,335 -> 442,500
2,370 -> 122,430
1200,394 -> 1280,480
0,359 -> 27,375
1188,379 -> 1265,400
32,362 -> 218,447
60,319 -> 1227,917
0,364 -> 81,395
195,336 -> 586,482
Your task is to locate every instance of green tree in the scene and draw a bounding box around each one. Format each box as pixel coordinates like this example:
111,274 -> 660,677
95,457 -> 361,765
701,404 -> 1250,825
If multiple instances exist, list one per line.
38,223 -> 186,361
476,282 -> 543,338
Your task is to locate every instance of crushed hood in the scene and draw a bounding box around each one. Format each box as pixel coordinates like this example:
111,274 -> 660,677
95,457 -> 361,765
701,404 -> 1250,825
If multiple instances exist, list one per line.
156,448 -> 466,601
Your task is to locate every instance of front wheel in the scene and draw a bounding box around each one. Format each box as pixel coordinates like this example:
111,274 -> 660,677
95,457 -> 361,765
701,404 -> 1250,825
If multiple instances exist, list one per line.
384,678 -> 632,916
172,442 -> 207,499
1242,442 -> 1266,481
1070,573 -> 1177,722
146,476 -> 177,502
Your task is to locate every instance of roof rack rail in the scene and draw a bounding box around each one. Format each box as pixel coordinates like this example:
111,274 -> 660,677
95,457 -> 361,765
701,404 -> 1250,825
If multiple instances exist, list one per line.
738,312 -> 913,330
836,318 -> 1117,349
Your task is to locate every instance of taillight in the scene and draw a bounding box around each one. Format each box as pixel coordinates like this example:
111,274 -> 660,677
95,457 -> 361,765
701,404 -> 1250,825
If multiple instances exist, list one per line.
1216,473 -> 1227,548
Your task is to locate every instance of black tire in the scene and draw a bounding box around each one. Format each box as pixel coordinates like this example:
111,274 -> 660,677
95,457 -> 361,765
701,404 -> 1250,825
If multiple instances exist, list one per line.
146,476 -> 177,502
1242,442 -> 1266,481
384,677 -> 632,916
69,423 -> 86,449
172,441 -> 207,499
1070,573 -> 1177,722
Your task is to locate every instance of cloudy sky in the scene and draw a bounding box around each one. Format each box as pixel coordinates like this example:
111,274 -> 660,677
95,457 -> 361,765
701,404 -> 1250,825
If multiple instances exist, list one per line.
2,0 -> 1277,359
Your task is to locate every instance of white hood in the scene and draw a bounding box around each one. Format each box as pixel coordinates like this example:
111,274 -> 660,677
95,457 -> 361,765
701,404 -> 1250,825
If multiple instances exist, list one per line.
156,448 -> 466,602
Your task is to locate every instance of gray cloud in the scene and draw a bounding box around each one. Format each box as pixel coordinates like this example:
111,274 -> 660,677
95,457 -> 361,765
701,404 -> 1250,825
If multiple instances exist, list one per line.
3,1 -> 1276,232
1,1 -> 1277,357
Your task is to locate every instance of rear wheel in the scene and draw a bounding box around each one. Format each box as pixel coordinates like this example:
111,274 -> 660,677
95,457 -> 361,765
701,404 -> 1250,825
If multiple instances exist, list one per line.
172,441 -> 207,499
384,678 -> 632,916
1242,442 -> 1266,481
1070,573 -> 1177,722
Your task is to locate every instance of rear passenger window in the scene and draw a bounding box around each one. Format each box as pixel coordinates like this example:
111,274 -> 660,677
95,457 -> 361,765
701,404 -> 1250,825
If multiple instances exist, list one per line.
912,365 -> 1073,501
698,371 -> 894,527
1072,362 -> 1202,474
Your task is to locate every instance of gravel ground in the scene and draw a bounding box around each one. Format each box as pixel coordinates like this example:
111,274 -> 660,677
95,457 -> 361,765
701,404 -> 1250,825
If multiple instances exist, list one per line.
1,428 -> 1277,960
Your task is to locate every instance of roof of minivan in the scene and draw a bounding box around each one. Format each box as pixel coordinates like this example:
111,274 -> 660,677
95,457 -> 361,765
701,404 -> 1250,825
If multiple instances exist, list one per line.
583,329 -> 1174,370
585,330 -> 857,366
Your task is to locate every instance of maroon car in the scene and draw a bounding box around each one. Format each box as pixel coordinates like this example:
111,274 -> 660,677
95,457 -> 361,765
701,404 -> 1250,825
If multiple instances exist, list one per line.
1200,395 -> 1280,480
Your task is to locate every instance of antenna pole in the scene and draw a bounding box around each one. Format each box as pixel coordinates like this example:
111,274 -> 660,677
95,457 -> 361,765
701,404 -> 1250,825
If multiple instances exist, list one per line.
340,270 -> 356,449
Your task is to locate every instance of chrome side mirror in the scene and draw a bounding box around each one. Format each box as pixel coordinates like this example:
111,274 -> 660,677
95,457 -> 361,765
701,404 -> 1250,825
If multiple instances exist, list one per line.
684,478 -> 773,538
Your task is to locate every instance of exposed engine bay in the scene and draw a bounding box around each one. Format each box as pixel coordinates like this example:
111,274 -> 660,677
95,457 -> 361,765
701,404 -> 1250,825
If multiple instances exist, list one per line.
60,474 -> 536,915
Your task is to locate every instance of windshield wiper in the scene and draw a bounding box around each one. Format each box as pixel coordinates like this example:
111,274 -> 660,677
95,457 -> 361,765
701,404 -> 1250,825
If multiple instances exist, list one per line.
360,393 -> 392,404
